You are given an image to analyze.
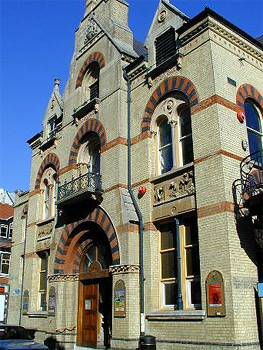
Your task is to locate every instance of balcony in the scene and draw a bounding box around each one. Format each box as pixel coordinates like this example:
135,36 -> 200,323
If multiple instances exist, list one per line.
240,150 -> 263,216
57,170 -> 103,207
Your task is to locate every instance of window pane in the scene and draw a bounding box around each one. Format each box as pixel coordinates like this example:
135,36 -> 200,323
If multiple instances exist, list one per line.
159,120 -> 172,147
161,251 -> 176,279
245,101 -> 261,131
83,246 -> 96,272
180,107 -> 192,137
40,256 -> 46,271
161,227 -> 175,250
39,272 -> 46,290
191,279 -> 201,305
2,253 -> 10,260
2,263 -> 9,274
160,146 -> 173,173
181,136 -> 193,165
40,293 -> 46,309
185,223 -> 199,246
248,130 -> 262,155
186,248 -> 193,276
164,282 -> 177,305
192,246 -> 200,275
0,226 -> 7,237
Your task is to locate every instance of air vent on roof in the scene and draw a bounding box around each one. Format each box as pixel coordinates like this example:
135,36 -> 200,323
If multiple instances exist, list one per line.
155,28 -> 176,66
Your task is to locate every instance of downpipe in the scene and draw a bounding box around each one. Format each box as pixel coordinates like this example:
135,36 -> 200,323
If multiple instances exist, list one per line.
123,68 -> 145,335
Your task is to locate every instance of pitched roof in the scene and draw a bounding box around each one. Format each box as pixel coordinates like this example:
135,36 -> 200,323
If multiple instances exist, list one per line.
257,35 -> 263,45
133,38 -> 147,57
0,203 -> 14,219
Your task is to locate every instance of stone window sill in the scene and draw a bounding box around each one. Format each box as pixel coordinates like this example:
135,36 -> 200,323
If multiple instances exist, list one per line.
146,310 -> 205,321
27,311 -> 48,318
36,217 -> 55,227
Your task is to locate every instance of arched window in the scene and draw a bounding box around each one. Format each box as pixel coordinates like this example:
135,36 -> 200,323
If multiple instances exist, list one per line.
82,243 -> 112,272
244,99 -> 263,155
40,168 -> 57,220
82,62 -> 100,103
154,96 -> 193,175
78,132 -> 101,174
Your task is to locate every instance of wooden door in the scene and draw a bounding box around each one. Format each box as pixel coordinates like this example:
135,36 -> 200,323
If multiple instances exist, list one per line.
78,283 -> 98,347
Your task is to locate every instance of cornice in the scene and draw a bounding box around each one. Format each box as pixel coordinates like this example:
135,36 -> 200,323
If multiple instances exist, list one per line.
180,18 -> 263,63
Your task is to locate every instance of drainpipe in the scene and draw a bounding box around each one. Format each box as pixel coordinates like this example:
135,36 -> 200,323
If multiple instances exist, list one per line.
19,212 -> 28,325
175,218 -> 183,310
123,68 -> 145,336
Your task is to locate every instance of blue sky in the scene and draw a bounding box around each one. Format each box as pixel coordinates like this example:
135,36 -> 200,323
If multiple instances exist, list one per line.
0,0 -> 262,193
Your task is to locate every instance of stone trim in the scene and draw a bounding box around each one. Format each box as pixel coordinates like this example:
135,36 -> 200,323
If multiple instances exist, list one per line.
75,51 -> 106,88
35,153 -> 60,189
109,264 -> 140,275
141,76 -> 199,133
69,118 -> 107,165
192,94 -> 237,115
102,137 -> 127,152
48,274 -> 78,282
194,150 -> 243,164
236,84 -> 263,115
198,201 -> 235,218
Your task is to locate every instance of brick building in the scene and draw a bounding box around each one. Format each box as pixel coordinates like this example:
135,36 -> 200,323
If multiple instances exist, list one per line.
8,0 -> 263,349
0,197 -> 14,323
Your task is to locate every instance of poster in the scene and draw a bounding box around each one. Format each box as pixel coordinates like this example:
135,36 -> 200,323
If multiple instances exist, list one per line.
209,283 -> 222,306
114,280 -> 126,318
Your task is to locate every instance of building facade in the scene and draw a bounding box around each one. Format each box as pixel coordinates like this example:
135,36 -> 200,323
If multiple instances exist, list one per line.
8,0 -> 263,349
0,198 -> 14,323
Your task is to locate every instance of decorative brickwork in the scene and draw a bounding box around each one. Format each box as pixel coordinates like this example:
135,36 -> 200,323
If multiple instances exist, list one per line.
69,118 -> 107,165
141,76 -> 199,133
75,51 -> 106,88
53,206 -> 120,274
35,153 -> 60,189
236,84 -> 263,114
109,265 -> 140,275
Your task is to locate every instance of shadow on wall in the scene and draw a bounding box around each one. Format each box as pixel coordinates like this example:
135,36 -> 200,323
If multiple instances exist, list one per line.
44,337 -> 65,350
235,216 -> 257,265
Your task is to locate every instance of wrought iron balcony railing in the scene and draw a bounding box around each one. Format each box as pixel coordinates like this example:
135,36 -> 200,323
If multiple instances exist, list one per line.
57,171 -> 102,205
240,149 -> 263,204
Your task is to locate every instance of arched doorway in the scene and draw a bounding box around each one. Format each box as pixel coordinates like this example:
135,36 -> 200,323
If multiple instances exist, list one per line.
77,225 -> 112,349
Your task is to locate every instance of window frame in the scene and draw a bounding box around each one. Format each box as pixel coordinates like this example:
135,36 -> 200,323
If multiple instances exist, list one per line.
40,167 -> 57,221
82,62 -> 100,103
0,251 -> 11,275
0,224 -> 8,238
38,253 -> 49,311
9,222 -> 13,238
159,217 -> 201,311
244,99 -> 263,155
153,97 -> 193,176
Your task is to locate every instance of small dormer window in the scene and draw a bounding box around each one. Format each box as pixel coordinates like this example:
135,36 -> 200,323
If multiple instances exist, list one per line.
155,28 -> 176,66
48,117 -> 57,139
82,62 -> 100,103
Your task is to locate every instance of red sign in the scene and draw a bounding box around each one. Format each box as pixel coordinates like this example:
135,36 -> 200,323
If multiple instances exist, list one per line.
0,287 -> 5,293
209,283 -> 222,306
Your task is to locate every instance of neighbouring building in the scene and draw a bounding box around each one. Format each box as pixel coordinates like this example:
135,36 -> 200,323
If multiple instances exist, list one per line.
0,192 -> 14,323
8,0 -> 263,349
